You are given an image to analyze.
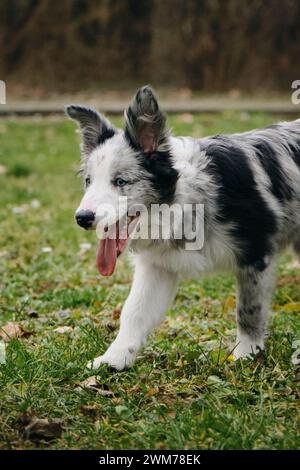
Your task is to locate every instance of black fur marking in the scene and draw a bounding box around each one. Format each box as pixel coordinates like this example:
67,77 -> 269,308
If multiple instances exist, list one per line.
288,141 -> 300,170
237,314 -> 262,337
238,305 -> 261,317
253,259 -> 268,272
98,127 -> 115,145
253,140 -> 293,202
137,151 -> 178,204
205,136 -> 277,267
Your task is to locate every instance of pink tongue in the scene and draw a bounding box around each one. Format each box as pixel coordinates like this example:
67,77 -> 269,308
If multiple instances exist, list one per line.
96,237 -> 118,276
96,221 -> 130,276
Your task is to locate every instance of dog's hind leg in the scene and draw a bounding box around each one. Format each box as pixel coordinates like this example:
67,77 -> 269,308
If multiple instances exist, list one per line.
87,258 -> 178,371
234,258 -> 277,360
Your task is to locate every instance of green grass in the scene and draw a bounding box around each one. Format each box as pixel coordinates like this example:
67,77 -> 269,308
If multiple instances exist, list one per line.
0,112 -> 299,450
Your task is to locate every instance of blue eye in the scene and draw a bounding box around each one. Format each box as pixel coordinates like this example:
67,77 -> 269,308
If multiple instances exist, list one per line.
114,177 -> 128,187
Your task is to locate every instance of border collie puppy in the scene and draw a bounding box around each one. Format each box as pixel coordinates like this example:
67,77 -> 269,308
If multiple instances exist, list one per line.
66,86 -> 300,370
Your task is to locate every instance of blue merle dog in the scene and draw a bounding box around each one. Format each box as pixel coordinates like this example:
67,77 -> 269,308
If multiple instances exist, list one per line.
66,86 -> 300,370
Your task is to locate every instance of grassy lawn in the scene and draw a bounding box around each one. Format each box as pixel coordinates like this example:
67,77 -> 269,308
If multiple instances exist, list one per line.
0,112 -> 299,450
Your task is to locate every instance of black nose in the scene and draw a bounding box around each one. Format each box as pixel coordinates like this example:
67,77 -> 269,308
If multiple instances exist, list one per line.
75,210 -> 95,229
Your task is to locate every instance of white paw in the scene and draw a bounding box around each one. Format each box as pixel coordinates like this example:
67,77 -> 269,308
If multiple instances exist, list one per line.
234,335 -> 264,360
87,344 -> 137,371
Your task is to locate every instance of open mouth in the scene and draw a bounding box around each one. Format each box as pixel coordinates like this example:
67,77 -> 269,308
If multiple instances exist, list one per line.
96,213 -> 140,276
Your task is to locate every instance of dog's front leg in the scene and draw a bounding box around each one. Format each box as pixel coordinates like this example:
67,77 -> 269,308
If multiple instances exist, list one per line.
87,260 -> 178,371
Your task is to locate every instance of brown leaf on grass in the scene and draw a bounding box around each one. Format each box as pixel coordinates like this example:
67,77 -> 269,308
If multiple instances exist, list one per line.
76,376 -> 100,392
277,275 -> 300,287
0,164 -> 7,175
127,384 -> 141,394
145,387 -> 158,398
155,441 -> 166,450
35,281 -> 56,294
222,295 -> 236,314
19,414 -> 63,441
0,322 -> 29,342
53,326 -> 73,334
97,389 -> 114,397
76,376 -> 114,396
80,403 -> 102,418
112,304 -> 122,320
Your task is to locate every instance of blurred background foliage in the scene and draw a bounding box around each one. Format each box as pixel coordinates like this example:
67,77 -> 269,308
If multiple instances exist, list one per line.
1,0 -> 300,95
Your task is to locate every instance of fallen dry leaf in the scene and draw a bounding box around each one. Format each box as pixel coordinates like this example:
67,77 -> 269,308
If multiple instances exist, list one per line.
112,304 -> 122,319
97,389 -> 114,397
277,275 -> 300,287
77,376 -> 100,391
76,376 -> 114,395
223,295 -> 236,314
155,441 -> 166,450
0,164 -> 7,174
145,387 -> 158,398
0,322 -> 25,342
20,415 -> 63,441
53,326 -> 73,334
80,403 -> 102,417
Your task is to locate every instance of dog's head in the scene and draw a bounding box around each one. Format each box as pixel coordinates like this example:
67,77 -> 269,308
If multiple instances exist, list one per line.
66,86 -> 178,275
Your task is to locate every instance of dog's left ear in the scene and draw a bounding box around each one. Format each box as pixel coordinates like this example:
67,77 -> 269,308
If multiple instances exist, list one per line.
65,105 -> 115,157
124,85 -> 169,153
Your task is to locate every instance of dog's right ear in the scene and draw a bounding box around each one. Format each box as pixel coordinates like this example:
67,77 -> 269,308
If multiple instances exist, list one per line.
124,85 -> 169,153
65,105 -> 115,157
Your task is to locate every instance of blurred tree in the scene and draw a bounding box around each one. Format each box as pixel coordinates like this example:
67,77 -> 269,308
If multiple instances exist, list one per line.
0,0 -> 299,93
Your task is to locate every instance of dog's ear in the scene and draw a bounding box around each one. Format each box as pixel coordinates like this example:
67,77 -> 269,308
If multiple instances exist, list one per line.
124,85 -> 169,153
65,105 -> 115,156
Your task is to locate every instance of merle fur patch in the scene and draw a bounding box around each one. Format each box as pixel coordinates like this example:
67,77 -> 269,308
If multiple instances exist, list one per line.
253,139 -> 293,202
204,137 -> 277,267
